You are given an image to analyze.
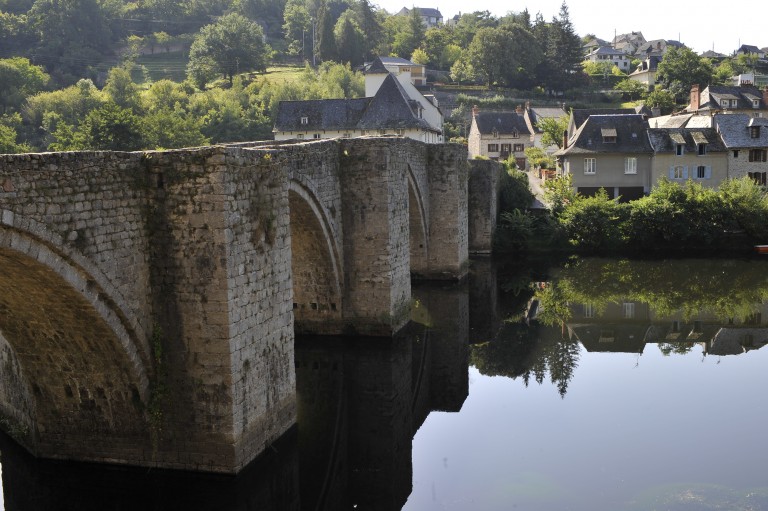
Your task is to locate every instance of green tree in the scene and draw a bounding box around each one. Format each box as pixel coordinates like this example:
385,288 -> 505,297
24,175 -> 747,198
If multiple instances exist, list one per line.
103,66 -> 141,112
537,114 -> 569,148
0,57 -> 50,114
614,78 -> 647,101
0,114 -> 32,153
187,13 -> 269,88
52,101 -> 143,151
334,9 -> 364,66
450,55 -> 475,85
644,88 -> 675,113
541,2 -> 582,93
27,0 -> 114,83
283,0 -> 311,58
141,108 -> 209,149
468,27 -> 506,86
656,46 -> 713,102
352,0 -> 382,61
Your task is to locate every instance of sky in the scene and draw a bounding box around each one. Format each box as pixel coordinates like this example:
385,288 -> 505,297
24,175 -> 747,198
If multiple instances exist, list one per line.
373,0 -> 768,56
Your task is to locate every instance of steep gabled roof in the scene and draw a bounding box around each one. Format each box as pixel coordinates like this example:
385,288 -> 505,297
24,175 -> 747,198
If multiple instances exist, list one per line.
274,98 -> 371,132
571,108 -> 634,131
365,56 -> 389,74
647,127 -> 726,153
715,113 -> 768,148
693,85 -> 767,111
473,111 -> 531,136
556,114 -> 652,155
274,73 -> 437,134
358,73 -> 434,131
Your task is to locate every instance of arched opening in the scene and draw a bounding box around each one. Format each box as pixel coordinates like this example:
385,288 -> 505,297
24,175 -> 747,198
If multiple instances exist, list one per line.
407,167 -> 429,278
289,184 -> 343,333
0,246 -> 150,459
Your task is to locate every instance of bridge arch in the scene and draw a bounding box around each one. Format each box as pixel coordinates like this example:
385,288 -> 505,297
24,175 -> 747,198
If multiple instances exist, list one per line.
407,164 -> 429,277
288,180 -> 343,332
0,225 -> 152,457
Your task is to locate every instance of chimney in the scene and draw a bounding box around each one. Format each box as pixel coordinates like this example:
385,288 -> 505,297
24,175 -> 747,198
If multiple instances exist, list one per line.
562,129 -> 568,149
472,105 -> 479,117
516,104 -> 523,114
651,106 -> 661,117
525,101 -> 531,111
690,84 -> 700,111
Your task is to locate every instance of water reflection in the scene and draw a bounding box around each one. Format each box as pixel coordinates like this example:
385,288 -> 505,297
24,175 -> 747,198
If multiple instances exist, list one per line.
3,257 -> 768,510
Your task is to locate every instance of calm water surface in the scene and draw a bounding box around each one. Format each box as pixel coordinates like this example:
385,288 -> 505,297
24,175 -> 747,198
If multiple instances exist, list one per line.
2,257 -> 768,510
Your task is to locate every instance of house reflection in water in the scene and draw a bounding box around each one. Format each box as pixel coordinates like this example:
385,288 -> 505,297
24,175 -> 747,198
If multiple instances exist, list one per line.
566,301 -> 768,356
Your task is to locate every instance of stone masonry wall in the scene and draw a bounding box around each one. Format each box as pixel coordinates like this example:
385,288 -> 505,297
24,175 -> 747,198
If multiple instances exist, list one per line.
468,159 -> 503,253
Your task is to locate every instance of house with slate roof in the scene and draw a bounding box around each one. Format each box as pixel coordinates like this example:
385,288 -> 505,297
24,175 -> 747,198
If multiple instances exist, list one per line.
567,108 -> 635,139
396,7 -> 442,28
555,114 -> 653,201
273,72 -> 443,143
629,55 -> 662,90
467,107 -> 533,168
584,46 -> 631,73
714,113 -> 768,184
522,103 -> 568,152
364,56 -> 427,91
647,126 -> 728,188
686,84 -> 768,116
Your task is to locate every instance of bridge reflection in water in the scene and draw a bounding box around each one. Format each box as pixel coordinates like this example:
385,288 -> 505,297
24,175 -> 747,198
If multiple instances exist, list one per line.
0,276 -> 476,511
3,257 -> 768,510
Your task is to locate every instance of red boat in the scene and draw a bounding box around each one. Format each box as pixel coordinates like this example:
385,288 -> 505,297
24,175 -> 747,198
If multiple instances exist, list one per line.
755,245 -> 768,254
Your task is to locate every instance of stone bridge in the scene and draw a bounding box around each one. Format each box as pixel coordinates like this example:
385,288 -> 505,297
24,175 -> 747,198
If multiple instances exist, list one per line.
0,138 -> 501,473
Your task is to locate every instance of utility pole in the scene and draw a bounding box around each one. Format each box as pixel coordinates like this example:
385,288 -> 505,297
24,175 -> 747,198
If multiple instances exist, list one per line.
312,17 -> 316,67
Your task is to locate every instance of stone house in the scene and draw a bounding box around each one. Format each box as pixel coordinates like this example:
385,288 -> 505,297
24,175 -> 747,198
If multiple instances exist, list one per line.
714,113 -> 768,184
523,103 -> 568,152
467,108 -> 533,168
647,126 -> 728,188
555,114 -> 653,201
567,108 -> 635,140
612,31 -> 646,55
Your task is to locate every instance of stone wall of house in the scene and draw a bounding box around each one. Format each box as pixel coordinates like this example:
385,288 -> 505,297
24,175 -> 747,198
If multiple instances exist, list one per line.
726,151 -> 767,179
468,159 -> 503,253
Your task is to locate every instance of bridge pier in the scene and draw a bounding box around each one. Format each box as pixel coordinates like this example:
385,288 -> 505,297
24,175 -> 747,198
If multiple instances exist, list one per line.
0,138 -> 489,473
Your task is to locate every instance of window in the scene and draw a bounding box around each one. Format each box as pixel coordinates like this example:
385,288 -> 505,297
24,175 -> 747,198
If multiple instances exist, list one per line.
750,126 -> 761,138
487,143 -> 499,152
300,116 -> 308,125
492,129 -> 499,138
696,165 -> 709,179
583,304 -> 595,318
749,149 -> 767,162
313,133 -> 321,139
513,143 -> 525,152
749,172 -> 767,185
378,129 -> 387,135
698,143 -> 707,155
753,99 -> 761,108
584,158 -> 596,174
622,302 -> 635,319
297,134 -> 304,139
732,99 -> 739,108
603,135 -> 616,143
721,99 -> 729,107
395,128 -> 405,135
511,130 -> 519,139
624,157 -> 637,174
676,144 -> 685,156
734,150 -> 740,158
500,143 -> 511,154
671,165 -> 686,179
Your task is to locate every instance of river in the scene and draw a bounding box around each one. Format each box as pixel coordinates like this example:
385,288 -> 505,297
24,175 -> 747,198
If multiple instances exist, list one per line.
2,256 -> 768,510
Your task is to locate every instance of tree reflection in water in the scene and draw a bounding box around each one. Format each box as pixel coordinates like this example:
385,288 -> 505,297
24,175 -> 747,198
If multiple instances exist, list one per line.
472,257 -> 768,398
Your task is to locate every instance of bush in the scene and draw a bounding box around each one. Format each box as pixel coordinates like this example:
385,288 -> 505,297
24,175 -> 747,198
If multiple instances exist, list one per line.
499,168 -> 535,213
559,189 -> 627,251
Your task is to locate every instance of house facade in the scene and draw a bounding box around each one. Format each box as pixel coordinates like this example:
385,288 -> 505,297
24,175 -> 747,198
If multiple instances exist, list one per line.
647,127 -> 729,188
468,108 -> 533,168
585,46 -> 631,73
629,55 -> 661,89
396,7 -> 442,28
715,113 -> 768,184
365,56 -> 427,88
555,114 -> 653,201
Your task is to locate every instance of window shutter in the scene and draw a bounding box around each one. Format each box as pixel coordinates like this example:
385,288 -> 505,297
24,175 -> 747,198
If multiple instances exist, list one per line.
705,166 -> 711,179
683,166 -> 688,179
669,167 -> 674,179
